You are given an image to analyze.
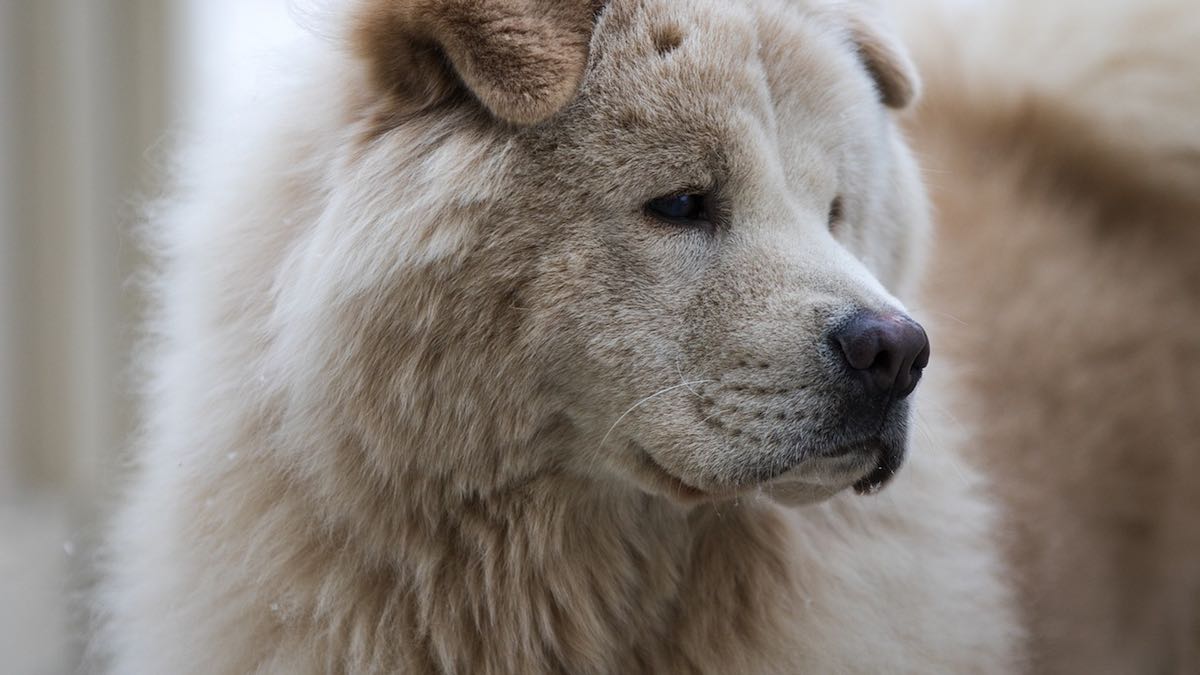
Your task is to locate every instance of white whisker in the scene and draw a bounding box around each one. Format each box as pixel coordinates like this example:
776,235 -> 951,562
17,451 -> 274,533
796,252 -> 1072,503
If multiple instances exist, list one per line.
926,310 -> 969,327
598,380 -> 716,451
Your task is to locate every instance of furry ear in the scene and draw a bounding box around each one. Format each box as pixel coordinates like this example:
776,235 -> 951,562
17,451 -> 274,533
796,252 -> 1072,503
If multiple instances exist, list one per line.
844,10 -> 921,109
354,0 -> 602,125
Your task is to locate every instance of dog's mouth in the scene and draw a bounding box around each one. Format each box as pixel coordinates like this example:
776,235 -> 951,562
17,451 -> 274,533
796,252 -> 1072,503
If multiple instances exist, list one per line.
841,437 -> 907,495
766,437 -> 906,505
632,436 -> 905,506
852,451 -> 903,495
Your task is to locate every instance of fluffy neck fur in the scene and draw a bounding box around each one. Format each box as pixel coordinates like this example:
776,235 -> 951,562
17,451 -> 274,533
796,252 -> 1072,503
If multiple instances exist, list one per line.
197,440 -> 798,674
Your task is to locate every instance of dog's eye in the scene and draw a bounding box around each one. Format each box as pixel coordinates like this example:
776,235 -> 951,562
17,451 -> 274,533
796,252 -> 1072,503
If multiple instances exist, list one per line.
828,196 -> 845,230
645,193 -> 709,225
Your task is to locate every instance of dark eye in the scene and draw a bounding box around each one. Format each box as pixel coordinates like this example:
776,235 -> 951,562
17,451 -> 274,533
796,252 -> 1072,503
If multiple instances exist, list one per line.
645,193 -> 709,225
828,196 -> 844,229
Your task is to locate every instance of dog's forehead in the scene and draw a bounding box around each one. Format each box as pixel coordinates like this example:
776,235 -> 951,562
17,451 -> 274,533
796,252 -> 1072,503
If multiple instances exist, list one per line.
594,1 -> 850,92
577,0 -> 871,148
539,0 -> 878,198
590,0 -> 748,104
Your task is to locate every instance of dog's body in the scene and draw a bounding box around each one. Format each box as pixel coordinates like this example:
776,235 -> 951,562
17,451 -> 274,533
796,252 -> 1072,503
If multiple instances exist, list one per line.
900,0 -> 1200,671
101,0 -> 1024,672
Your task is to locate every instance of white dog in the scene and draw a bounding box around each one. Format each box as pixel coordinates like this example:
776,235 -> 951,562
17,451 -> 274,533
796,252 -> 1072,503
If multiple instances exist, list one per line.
101,1 -> 1023,672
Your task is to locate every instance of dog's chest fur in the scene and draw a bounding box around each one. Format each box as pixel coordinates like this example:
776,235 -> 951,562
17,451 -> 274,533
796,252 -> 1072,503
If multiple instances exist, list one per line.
206,474 -> 806,674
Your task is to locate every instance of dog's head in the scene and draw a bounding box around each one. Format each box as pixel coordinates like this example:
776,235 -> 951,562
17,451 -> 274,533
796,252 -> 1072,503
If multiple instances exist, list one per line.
280,0 -> 929,505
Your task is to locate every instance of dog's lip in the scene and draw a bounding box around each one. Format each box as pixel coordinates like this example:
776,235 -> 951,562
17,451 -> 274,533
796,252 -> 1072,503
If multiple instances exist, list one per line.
771,437 -> 905,497
845,438 -> 906,495
853,461 -> 898,495
631,435 -> 904,503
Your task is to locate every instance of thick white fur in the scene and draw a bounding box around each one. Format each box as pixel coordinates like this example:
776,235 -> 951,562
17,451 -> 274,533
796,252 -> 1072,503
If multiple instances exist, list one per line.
100,1 -> 1023,672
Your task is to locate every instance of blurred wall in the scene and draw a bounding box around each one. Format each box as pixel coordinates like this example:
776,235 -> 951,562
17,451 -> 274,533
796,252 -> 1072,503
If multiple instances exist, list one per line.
1,0 -> 168,502
0,2 -> 309,671
1,2 -> 170,671
1,0 -> 22,497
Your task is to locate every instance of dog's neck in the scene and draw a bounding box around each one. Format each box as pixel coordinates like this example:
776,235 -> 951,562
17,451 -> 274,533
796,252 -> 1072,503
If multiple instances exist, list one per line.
266,381 -> 804,670
293,465 -> 800,672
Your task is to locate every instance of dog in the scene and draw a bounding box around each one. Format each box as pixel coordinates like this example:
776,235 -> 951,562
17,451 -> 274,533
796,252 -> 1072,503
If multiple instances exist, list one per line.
99,1 -> 1022,672
898,0 -> 1200,671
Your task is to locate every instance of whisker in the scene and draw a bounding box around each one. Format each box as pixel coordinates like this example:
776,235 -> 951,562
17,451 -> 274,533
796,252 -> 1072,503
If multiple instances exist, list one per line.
674,357 -> 706,398
598,380 -> 717,452
925,310 -> 969,327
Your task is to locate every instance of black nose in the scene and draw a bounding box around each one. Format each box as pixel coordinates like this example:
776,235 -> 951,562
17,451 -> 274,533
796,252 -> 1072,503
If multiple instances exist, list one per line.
832,311 -> 930,399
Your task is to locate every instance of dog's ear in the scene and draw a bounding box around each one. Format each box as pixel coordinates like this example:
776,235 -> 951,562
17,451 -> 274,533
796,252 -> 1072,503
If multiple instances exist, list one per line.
844,10 -> 920,109
354,0 -> 603,125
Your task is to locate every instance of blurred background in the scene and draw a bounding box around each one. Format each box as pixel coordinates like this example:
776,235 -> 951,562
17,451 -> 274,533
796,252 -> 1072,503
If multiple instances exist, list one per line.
0,1 -> 304,672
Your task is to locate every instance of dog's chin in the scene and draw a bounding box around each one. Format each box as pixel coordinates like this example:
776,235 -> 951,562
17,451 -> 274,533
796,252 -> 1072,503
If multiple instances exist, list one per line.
627,437 -> 906,507
748,445 -> 863,506
766,437 -> 908,506
762,456 -> 879,507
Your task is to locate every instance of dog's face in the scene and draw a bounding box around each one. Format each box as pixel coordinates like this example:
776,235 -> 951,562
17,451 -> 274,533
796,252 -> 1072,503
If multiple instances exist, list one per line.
315,0 -> 929,504
519,0 -> 930,504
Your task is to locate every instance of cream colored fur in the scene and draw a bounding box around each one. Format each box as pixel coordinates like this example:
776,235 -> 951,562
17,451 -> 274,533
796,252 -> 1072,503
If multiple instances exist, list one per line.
896,0 -> 1200,672
100,0 -> 1023,672
896,0 -> 1200,204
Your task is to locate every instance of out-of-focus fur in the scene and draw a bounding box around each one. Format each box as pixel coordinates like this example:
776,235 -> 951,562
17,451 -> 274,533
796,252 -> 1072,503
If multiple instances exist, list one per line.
99,0 -> 1024,673
898,0 -> 1200,672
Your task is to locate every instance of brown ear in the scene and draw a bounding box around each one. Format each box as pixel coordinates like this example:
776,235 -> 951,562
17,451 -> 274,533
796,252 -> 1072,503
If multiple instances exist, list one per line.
354,0 -> 601,125
845,11 -> 921,109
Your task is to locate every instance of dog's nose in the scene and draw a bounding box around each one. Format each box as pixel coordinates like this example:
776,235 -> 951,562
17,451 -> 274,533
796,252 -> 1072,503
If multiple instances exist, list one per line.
832,311 -> 930,399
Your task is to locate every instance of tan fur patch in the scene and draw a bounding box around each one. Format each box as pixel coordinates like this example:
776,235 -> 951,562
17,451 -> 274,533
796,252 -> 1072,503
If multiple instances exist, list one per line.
354,0 -> 602,125
834,6 -> 920,109
651,22 -> 684,56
